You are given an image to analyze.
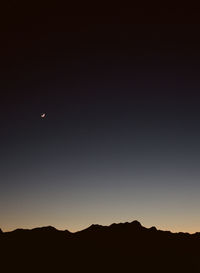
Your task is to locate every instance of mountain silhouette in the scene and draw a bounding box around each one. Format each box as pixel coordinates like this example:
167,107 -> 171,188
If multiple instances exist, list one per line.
1,221 -> 200,272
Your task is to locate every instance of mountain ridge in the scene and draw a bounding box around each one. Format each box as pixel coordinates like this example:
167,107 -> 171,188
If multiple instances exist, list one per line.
0,220 -> 198,235
1,220 -> 200,272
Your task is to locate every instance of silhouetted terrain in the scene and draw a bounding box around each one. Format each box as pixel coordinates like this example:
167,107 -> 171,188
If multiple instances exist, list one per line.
1,221 -> 200,272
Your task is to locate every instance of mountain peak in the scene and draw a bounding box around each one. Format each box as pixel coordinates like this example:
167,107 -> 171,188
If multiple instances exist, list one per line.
85,224 -> 103,232
131,220 -> 142,227
32,226 -> 58,232
149,226 -> 157,231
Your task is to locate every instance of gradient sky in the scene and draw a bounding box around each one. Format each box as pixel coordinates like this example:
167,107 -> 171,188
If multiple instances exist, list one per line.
1,6 -> 200,233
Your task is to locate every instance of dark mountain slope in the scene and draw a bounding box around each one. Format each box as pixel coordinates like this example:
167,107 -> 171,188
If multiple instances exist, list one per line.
0,221 -> 199,272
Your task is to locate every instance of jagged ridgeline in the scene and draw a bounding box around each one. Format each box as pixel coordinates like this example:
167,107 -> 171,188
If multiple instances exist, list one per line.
1,221 -> 200,272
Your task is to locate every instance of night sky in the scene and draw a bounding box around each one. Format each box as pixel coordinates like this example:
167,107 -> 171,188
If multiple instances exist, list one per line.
1,6 -> 200,233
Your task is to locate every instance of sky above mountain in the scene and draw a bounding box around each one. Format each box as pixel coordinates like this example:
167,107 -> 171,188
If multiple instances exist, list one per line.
1,6 -> 200,232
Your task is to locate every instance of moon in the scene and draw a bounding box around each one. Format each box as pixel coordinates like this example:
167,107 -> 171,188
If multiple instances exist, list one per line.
41,113 -> 46,118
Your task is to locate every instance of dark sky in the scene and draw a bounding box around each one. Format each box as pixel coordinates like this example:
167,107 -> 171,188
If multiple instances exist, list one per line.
1,6 -> 200,232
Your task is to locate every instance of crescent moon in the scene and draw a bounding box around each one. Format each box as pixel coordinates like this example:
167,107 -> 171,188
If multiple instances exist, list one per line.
41,113 -> 46,118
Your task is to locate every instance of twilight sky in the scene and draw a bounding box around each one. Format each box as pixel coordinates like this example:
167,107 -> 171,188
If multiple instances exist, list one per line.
1,6 -> 200,233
